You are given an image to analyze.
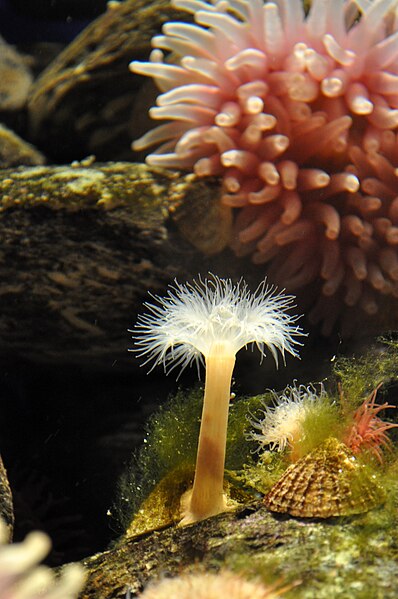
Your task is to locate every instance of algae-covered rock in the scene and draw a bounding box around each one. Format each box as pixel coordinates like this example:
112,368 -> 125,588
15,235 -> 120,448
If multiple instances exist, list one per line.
0,162 -> 234,367
81,498 -> 398,599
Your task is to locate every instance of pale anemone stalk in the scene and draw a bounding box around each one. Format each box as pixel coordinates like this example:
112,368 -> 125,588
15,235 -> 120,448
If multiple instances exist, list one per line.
130,274 -> 304,524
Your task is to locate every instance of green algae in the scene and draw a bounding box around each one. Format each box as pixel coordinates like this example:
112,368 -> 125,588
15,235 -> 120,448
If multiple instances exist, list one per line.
125,464 -> 194,537
333,339 -> 398,409
291,391 -> 343,460
233,449 -> 288,495
115,388 -> 202,532
0,162 -> 178,219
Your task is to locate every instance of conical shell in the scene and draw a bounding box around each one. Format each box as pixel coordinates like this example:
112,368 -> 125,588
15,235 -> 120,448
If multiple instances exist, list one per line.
264,437 -> 384,518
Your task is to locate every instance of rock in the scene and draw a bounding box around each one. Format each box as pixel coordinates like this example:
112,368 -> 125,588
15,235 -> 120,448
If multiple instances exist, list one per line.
0,35 -> 33,111
0,161 -> 236,368
27,0 -> 187,162
81,499 -> 398,599
0,124 -> 45,167
0,455 -> 13,541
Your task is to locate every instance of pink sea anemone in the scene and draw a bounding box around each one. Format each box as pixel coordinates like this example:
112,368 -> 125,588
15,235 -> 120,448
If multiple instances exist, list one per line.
130,0 -> 398,333
344,384 -> 398,462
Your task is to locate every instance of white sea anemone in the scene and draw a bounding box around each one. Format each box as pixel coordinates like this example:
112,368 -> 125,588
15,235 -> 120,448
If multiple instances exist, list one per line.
250,382 -> 327,452
132,274 -> 303,374
131,273 -> 305,524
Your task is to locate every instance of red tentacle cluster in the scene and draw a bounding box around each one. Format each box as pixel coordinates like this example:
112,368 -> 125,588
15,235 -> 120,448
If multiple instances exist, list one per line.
345,384 -> 398,462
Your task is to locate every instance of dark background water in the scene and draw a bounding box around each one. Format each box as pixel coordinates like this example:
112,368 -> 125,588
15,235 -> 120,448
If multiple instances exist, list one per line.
0,0 -> 107,43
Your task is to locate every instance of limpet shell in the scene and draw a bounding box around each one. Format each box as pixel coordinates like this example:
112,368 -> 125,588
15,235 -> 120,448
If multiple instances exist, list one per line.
264,437 -> 384,518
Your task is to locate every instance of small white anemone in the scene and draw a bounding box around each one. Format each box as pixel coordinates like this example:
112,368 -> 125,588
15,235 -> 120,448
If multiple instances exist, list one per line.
250,382 -> 327,452
131,273 -> 305,524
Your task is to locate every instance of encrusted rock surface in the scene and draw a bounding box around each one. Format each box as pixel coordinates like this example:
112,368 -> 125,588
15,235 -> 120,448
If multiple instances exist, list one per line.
81,499 -> 398,599
0,161 -> 235,367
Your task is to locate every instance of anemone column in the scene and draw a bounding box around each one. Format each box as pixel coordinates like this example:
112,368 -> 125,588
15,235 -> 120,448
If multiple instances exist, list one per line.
189,342 -> 235,520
